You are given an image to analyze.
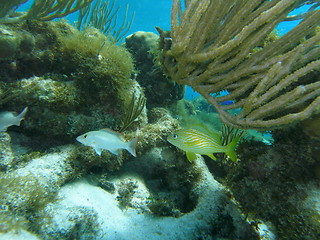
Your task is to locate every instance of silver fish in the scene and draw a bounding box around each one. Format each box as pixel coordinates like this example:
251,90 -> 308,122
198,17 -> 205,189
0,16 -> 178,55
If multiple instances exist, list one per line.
0,107 -> 28,132
76,128 -> 137,157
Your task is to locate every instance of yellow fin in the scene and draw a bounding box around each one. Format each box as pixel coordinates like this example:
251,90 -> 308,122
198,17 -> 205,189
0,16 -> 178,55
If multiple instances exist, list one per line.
186,152 -> 197,162
225,136 -> 240,162
206,153 -> 217,160
189,124 -> 222,145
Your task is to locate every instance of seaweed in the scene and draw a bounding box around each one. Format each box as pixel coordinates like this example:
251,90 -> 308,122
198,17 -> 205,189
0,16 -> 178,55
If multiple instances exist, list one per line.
120,92 -> 146,132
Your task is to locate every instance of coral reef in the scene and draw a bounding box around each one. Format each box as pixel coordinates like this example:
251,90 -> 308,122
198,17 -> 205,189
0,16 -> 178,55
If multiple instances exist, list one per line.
0,21 -> 144,146
0,100 -> 265,239
302,114 -> 320,140
166,86 -> 320,239
1,2 -> 318,239
38,205 -> 99,240
0,146 -> 75,214
32,154 -> 262,240
224,126 -> 320,240
116,178 -> 139,209
131,107 -> 180,154
0,145 -> 76,238
126,31 -> 185,107
0,132 -> 14,170
0,26 -> 34,60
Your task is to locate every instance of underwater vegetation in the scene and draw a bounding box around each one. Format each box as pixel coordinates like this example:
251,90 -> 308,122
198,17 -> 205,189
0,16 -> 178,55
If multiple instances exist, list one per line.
173,90 -> 320,240
0,0 -> 94,23
116,178 -> 138,209
0,20 -> 142,144
77,0 -> 135,43
0,26 -> 35,60
0,147 -> 75,235
156,2 -> 320,236
0,0 -> 319,240
224,128 -> 320,240
119,91 -> 146,132
159,0 -> 320,235
159,0 -> 320,130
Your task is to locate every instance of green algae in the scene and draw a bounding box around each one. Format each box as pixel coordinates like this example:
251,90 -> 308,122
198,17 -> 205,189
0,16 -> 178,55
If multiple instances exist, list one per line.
0,172 -> 54,214
59,27 -> 134,108
0,20 -> 138,144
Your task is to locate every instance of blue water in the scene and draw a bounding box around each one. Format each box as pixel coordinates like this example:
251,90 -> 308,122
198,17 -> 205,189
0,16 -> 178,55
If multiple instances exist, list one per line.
17,1 -> 316,36
18,1 -> 313,42
19,0 -> 172,35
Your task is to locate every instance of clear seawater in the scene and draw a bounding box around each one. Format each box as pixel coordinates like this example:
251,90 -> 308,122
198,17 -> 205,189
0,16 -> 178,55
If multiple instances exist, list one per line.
18,0 -> 311,39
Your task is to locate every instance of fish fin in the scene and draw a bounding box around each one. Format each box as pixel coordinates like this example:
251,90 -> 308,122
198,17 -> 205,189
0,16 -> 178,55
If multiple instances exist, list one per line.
189,124 -> 222,145
207,154 -> 217,160
94,147 -> 102,156
13,107 -> 28,126
99,128 -> 122,137
109,149 -> 120,155
225,136 -> 240,162
18,107 -> 28,118
186,152 -> 197,162
126,138 -> 137,157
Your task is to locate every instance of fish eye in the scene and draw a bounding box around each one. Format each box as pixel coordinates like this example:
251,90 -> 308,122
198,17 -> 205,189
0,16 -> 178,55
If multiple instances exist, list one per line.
173,134 -> 178,139
84,134 -> 87,139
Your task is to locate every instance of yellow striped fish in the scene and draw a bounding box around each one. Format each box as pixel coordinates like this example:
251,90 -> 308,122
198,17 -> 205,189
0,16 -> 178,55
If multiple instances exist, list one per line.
167,128 -> 239,162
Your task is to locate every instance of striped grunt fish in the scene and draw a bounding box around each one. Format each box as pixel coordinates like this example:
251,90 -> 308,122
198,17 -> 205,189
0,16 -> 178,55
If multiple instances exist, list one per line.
167,128 -> 239,162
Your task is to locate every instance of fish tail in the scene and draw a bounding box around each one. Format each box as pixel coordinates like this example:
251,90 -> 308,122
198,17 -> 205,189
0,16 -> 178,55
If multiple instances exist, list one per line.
225,136 -> 240,162
127,138 -> 138,157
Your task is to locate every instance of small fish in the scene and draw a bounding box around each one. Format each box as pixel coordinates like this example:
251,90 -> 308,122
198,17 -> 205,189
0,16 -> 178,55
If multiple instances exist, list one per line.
76,128 -> 137,157
0,107 -> 28,132
167,128 -> 239,162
